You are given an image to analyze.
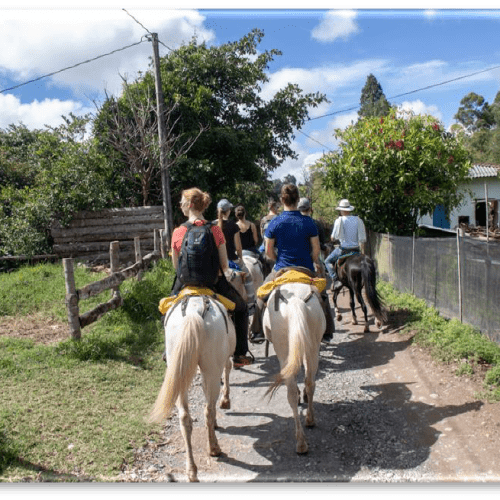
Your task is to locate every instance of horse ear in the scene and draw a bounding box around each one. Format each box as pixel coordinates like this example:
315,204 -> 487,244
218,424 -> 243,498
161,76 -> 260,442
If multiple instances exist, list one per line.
240,271 -> 247,280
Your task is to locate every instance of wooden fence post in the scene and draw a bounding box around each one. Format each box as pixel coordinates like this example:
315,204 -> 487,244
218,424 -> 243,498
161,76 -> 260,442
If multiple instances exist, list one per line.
63,258 -> 81,340
154,229 -> 160,255
110,241 -> 121,299
160,229 -> 166,259
135,236 -> 143,282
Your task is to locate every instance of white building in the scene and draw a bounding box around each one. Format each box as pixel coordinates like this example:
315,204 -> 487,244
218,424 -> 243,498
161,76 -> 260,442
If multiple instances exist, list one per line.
418,163 -> 500,230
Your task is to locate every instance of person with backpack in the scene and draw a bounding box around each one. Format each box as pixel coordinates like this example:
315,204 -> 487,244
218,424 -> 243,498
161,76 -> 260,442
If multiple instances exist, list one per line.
170,188 -> 254,368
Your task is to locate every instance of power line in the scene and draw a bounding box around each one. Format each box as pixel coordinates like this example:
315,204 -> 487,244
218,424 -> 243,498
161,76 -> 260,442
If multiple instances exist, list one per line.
0,39 -> 148,94
122,8 -> 173,52
298,129 -> 334,152
309,63 -> 500,122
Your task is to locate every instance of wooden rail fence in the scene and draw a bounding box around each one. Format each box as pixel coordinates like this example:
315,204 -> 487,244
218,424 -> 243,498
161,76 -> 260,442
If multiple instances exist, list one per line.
63,231 -> 163,339
52,205 -> 165,263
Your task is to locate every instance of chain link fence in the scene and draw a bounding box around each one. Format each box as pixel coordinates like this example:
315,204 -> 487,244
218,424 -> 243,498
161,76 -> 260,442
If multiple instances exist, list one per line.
368,230 -> 500,345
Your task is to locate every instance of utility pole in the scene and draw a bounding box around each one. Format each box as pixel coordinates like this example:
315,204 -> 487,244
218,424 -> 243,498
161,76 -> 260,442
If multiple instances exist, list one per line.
150,32 -> 173,252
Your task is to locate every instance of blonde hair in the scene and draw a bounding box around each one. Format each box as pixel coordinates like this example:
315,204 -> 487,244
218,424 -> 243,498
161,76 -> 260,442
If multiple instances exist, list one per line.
218,208 -> 230,229
181,188 -> 211,213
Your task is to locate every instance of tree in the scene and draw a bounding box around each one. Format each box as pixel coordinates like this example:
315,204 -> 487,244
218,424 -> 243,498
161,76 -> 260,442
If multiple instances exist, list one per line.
358,74 -> 391,119
94,29 -> 326,213
0,115 -> 115,256
94,80 -> 206,207
316,108 -> 472,235
454,92 -> 495,133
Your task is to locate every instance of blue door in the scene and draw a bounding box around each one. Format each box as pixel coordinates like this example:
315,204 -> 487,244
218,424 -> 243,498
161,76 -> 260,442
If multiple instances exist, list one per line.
433,204 -> 450,229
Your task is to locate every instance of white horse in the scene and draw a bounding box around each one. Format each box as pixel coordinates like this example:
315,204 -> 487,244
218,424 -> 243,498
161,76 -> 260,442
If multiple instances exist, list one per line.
148,294 -> 237,482
242,251 -> 264,294
263,282 -> 326,455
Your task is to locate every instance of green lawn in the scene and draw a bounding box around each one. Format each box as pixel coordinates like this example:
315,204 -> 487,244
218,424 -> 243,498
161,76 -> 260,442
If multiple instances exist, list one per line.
0,259 -> 175,482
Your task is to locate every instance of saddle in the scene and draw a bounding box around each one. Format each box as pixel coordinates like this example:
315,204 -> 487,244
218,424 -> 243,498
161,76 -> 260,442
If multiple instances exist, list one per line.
159,286 -> 236,315
256,267 -> 327,303
335,248 -> 360,271
159,287 -> 235,334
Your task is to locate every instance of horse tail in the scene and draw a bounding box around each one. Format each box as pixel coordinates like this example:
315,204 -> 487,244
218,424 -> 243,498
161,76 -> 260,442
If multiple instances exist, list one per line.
361,257 -> 387,324
148,313 -> 202,423
266,297 -> 313,400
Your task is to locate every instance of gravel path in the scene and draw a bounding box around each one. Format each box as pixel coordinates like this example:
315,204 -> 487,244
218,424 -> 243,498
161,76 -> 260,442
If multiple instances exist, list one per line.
119,289 -> 500,483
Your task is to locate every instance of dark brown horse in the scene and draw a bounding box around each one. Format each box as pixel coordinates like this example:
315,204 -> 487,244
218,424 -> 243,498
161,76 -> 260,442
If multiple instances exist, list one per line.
332,251 -> 387,332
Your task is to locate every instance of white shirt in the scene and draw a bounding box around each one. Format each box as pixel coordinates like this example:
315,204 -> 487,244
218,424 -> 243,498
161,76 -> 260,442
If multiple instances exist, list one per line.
331,215 -> 366,249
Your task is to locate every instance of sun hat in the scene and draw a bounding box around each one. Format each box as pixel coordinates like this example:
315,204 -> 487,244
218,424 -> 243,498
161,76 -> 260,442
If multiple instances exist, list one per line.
217,199 -> 234,212
336,199 -> 355,211
297,198 -> 311,211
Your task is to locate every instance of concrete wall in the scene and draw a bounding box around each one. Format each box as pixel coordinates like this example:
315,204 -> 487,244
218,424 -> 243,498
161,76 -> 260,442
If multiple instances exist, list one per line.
419,177 -> 500,229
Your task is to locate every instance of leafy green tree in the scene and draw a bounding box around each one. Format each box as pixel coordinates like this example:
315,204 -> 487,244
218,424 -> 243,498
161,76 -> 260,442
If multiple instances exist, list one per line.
358,74 -> 391,119
0,115 -> 115,256
316,108 -> 472,235
454,92 -> 495,132
94,29 -> 326,212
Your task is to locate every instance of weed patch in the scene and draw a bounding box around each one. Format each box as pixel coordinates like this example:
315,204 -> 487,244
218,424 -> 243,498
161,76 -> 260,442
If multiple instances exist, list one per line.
379,281 -> 500,402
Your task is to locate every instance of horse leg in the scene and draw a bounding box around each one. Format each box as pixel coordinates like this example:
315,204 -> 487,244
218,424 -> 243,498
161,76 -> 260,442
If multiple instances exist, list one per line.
333,290 -> 342,321
286,377 -> 307,454
355,287 -> 370,333
203,372 -> 223,457
303,355 -> 318,428
219,357 -> 232,410
349,288 -> 358,325
177,394 -> 198,482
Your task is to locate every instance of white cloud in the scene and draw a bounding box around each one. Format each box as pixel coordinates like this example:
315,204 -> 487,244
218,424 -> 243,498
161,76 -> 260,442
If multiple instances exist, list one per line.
0,93 -> 92,129
424,10 -> 437,19
397,100 -> 443,120
311,10 -> 360,43
307,111 -> 359,150
0,9 -> 215,99
260,59 -> 391,107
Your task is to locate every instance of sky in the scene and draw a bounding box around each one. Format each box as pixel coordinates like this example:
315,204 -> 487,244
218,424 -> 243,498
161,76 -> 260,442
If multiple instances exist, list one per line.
1,2 -> 500,183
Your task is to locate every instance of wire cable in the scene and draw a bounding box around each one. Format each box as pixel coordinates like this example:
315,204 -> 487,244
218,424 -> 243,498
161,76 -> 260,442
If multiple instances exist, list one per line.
309,63 -> 500,122
122,8 -> 173,52
0,39 -> 148,94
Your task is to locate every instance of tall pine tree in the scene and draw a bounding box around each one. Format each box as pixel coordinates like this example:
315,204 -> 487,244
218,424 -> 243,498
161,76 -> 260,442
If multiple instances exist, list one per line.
358,74 -> 391,118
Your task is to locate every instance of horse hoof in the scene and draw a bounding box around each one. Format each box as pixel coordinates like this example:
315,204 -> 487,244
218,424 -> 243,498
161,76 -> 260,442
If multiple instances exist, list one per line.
336,314 -> 342,321
364,326 -> 370,333
210,446 -> 222,457
352,319 -> 358,325
296,445 -> 308,455
220,399 -> 230,410
305,419 -> 315,428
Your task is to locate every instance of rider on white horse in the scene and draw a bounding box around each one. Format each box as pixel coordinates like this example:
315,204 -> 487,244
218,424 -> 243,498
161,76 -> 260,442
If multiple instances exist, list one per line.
325,199 -> 367,292
249,183 -> 335,344
170,188 -> 254,368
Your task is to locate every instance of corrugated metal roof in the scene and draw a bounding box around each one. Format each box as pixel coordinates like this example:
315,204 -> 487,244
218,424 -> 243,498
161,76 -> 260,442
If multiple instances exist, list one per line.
468,163 -> 500,179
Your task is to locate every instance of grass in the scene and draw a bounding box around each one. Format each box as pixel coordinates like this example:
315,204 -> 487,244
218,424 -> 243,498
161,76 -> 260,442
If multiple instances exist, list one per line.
0,259 -> 175,482
378,281 -> 500,401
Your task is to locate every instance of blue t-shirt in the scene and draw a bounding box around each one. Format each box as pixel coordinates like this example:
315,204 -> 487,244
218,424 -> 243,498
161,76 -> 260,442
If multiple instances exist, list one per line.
265,210 -> 318,271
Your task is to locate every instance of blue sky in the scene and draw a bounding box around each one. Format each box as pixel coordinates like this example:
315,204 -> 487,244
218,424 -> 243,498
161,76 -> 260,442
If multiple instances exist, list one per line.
1,3 -> 500,182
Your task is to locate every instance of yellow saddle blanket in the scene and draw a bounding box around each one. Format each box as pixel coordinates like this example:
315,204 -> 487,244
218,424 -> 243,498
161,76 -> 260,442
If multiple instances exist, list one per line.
158,286 -> 236,315
257,270 -> 327,300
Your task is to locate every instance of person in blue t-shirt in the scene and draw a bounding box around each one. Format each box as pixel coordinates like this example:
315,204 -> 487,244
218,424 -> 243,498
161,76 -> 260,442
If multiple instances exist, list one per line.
249,183 -> 335,344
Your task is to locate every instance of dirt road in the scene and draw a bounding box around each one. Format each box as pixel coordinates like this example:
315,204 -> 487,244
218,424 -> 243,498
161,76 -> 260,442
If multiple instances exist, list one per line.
121,289 -> 500,483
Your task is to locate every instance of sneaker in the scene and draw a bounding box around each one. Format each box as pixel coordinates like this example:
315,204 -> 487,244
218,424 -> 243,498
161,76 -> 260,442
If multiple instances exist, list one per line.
233,353 -> 254,368
249,332 -> 266,344
321,334 -> 333,345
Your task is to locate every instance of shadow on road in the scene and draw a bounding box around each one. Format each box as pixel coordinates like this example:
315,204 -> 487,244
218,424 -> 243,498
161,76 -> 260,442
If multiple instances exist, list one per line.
215,381 -> 483,481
